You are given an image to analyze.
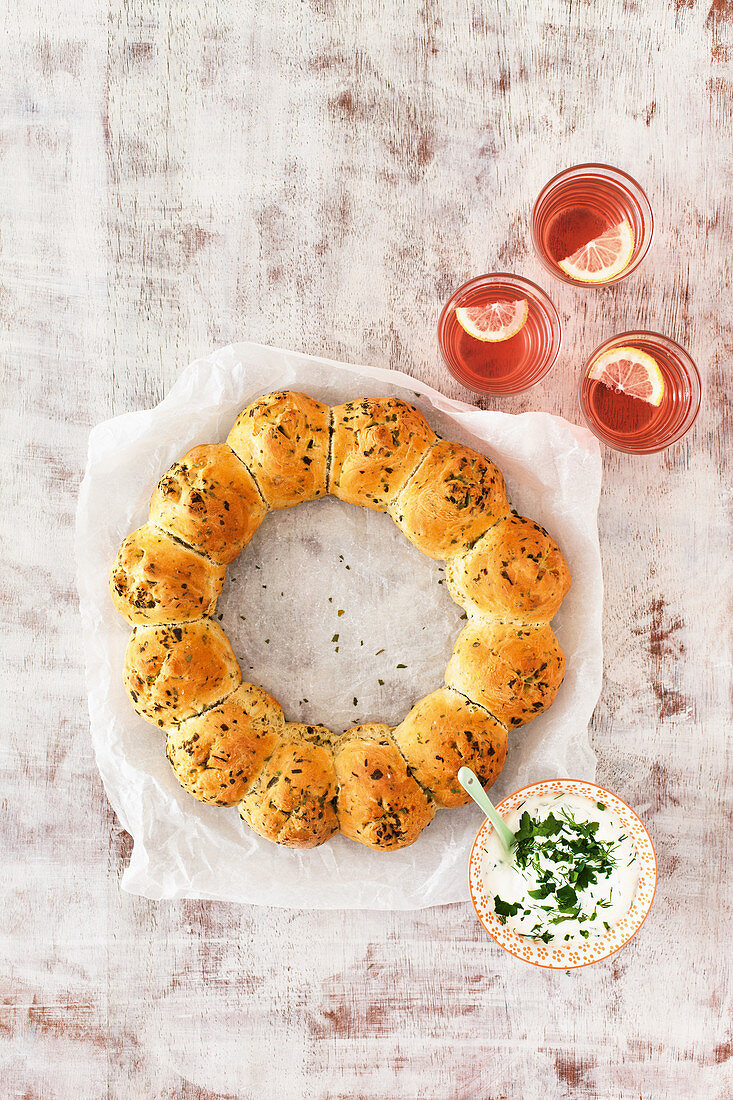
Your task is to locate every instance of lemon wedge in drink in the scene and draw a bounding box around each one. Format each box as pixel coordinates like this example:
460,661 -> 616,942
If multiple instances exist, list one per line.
558,220 -> 635,283
455,299 -> 529,342
588,346 -> 665,405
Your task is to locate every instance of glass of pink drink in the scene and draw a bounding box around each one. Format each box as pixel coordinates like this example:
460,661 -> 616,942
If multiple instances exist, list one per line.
438,273 -> 561,395
532,164 -> 654,286
579,331 -> 701,453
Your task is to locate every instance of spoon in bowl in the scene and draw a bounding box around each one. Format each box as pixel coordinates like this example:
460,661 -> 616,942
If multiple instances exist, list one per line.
457,766 -> 515,852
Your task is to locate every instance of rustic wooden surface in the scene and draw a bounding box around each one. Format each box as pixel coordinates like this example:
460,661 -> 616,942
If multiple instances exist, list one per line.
2,0 -> 731,1096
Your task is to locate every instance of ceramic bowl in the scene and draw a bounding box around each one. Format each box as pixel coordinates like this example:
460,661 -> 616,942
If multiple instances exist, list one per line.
468,778 -> 657,969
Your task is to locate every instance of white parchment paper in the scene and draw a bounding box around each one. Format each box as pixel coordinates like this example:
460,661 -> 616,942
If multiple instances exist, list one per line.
76,342 -> 603,909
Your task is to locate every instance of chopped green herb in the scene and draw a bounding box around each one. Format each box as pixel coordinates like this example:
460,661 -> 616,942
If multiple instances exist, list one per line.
494,895 -> 521,921
555,885 -> 578,909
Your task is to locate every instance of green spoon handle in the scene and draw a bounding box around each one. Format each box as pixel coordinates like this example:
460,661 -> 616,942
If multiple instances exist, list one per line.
457,767 -> 515,852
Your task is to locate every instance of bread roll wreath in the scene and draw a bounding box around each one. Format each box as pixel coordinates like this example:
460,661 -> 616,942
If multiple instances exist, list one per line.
110,391 -> 570,852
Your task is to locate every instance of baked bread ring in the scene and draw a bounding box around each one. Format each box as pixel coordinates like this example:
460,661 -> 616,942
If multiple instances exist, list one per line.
388,440 -> 510,560
227,390 -> 330,510
238,724 -> 339,848
446,513 -> 571,622
444,620 -> 565,729
111,390 -> 572,855
392,687 -> 507,807
150,443 -> 266,565
166,683 -> 285,806
123,620 -> 241,729
329,397 -> 437,510
333,724 -> 435,850
109,523 -> 225,625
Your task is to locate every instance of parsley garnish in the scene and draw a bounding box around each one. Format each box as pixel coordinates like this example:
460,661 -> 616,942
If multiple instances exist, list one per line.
494,896 -> 521,922
491,801 -> 627,945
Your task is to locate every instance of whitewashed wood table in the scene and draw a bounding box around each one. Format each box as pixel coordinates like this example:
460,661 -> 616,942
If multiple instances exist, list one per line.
2,1 -> 731,1097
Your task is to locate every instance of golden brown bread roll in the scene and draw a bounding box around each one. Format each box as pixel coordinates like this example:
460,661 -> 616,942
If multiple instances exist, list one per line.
392,687 -> 507,807
109,523 -> 226,626
239,724 -> 339,848
444,620 -> 565,729
166,683 -> 285,806
227,390 -> 330,510
329,397 -> 437,511
149,443 -> 266,565
446,513 -> 571,623
333,723 -> 435,850
124,620 -> 241,729
388,440 -> 509,560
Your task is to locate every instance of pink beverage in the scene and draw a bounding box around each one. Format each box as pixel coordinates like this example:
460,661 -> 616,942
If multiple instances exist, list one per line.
437,274 -> 561,395
579,331 -> 701,453
532,165 -> 653,286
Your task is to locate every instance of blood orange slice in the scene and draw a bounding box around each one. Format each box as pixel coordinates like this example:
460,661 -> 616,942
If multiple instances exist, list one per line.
588,346 -> 665,406
455,299 -> 529,343
558,219 -> 635,283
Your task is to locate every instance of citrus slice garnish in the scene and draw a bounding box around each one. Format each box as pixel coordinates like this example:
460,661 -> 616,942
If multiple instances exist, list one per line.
558,219 -> 635,283
455,299 -> 529,343
588,346 -> 665,406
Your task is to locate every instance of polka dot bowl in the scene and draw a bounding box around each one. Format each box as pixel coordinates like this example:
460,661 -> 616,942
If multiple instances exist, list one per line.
468,779 -> 657,969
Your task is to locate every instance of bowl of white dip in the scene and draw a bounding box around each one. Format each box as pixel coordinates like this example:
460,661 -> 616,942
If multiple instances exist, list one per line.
468,779 -> 657,968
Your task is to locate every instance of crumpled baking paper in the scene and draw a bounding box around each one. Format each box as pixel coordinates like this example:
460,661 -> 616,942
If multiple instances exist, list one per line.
76,342 -> 603,909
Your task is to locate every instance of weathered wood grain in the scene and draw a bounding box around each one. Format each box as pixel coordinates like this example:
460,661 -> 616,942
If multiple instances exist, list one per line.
1,0 -> 731,1096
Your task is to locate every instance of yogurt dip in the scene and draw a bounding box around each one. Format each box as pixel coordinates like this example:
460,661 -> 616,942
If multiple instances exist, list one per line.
481,792 -> 639,945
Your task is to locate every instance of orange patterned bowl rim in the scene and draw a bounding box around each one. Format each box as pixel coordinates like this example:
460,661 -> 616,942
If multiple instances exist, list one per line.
468,778 -> 657,969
